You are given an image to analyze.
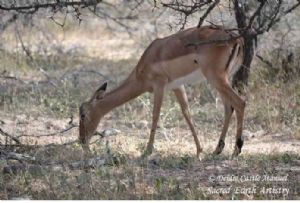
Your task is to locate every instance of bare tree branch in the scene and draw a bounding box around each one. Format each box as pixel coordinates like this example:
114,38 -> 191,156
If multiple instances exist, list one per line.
0,13 -> 18,31
0,0 -> 103,14
27,124 -> 78,138
0,150 -> 36,163
0,128 -> 21,145
257,0 -> 300,35
162,0 -> 214,29
197,0 -> 220,28
256,53 -> 274,69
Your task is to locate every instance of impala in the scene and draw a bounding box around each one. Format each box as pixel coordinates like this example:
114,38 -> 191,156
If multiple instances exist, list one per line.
79,25 -> 245,158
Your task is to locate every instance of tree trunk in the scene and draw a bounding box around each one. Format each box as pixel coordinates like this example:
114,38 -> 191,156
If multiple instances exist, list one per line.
232,0 -> 255,92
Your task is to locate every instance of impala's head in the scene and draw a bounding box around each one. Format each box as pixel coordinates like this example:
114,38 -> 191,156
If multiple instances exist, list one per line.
79,82 -> 107,150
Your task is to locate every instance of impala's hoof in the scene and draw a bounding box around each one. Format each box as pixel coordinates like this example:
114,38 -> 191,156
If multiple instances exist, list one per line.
196,148 -> 203,161
82,144 -> 91,154
197,153 -> 205,161
141,151 -> 151,158
231,147 -> 241,159
213,148 -> 222,156
213,140 -> 225,155
141,146 -> 153,158
231,138 -> 243,158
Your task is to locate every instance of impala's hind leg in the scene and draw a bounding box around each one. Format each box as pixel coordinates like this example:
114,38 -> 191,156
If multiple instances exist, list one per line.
212,78 -> 245,158
213,98 -> 234,155
232,99 -> 245,157
174,85 -> 202,159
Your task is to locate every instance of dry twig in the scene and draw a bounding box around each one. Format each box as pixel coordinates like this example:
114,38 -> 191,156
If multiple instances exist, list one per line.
0,127 -> 21,145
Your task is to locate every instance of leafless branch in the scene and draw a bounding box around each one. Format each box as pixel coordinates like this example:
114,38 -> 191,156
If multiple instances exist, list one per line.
2,155 -> 107,174
88,7 -> 132,31
247,0 -> 266,30
17,117 -> 78,138
0,128 -> 21,145
0,150 -> 36,163
256,54 -> 273,69
0,0 -> 103,14
162,0 -> 214,29
29,124 -> 78,138
197,0 -> 220,28
0,13 -> 18,31
15,25 -> 33,61
256,0 -> 300,35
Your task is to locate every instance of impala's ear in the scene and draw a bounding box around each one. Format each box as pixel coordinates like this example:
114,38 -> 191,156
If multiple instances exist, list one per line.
94,82 -> 107,100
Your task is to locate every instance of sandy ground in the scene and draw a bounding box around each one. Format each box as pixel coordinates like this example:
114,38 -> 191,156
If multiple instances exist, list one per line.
1,112 -> 299,156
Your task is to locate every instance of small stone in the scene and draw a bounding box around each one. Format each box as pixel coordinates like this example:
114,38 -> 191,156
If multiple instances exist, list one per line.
0,159 -> 7,172
101,128 -> 121,137
254,129 -> 266,137
135,120 -> 148,129
10,195 -> 32,200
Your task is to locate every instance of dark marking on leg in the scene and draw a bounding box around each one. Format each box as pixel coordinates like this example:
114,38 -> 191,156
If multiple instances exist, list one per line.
236,138 -> 244,150
214,140 -> 225,155
225,43 -> 238,71
230,106 -> 234,113
79,136 -> 86,145
218,140 -> 225,151
194,59 -> 198,64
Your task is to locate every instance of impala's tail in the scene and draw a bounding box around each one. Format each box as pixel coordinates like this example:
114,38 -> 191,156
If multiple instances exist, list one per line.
226,38 -> 245,84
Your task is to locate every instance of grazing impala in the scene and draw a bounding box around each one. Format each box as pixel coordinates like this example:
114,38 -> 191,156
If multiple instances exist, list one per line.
79,25 -> 245,158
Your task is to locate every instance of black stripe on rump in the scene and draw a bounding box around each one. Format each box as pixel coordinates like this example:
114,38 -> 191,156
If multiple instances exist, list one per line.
225,43 -> 239,71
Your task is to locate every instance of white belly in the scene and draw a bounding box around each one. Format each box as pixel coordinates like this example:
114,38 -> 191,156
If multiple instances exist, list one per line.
166,69 -> 206,90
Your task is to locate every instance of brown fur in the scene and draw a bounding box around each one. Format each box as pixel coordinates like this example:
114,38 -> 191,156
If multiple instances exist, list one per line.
79,25 -> 246,158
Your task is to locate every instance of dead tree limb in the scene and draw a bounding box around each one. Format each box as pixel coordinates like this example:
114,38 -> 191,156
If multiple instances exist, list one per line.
0,127 -> 21,145
28,124 -> 78,138
256,54 -> 274,69
3,151 -> 36,163
2,155 -> 107,174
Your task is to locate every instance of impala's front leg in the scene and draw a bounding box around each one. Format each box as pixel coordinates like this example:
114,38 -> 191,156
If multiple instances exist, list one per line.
78,133 -> 92,158
173,86 -> 202,159
144,83 -> 165,157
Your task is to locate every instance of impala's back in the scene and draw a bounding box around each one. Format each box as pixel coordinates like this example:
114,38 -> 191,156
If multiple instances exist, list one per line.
136,25 -> 244,90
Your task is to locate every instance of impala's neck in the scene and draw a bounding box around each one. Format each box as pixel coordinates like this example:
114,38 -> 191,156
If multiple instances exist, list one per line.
100,72 -> 145,115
